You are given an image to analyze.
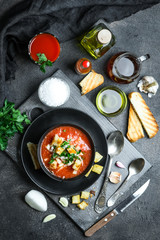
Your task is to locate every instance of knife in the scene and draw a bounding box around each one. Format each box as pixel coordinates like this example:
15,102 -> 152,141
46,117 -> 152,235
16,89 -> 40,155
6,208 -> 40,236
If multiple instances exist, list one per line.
85,179 -> 150,237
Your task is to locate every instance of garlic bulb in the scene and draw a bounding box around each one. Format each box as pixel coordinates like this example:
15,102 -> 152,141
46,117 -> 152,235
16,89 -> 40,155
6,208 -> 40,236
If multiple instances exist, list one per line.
25,190 -> 47,212
137,76 -> 159,98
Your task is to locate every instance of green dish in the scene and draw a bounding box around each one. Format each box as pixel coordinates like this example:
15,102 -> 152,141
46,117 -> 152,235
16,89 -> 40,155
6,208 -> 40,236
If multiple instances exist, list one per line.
96,86 -> 127,117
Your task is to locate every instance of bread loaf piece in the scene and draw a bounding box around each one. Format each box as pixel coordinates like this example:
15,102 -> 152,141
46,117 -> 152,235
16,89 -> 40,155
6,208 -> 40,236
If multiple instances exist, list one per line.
79,70 -> 104,95
27,142 -> 40,170
128,92 -> 159,138
127,104 -> 144,142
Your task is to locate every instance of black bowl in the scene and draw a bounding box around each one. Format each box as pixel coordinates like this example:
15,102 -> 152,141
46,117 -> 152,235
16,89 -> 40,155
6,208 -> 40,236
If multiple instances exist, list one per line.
37,124 -> 95,182
21,108 -> 108,195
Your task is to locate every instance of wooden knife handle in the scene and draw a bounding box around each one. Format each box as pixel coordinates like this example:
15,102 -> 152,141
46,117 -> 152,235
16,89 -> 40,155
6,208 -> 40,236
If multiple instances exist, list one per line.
84,210 -> 118,237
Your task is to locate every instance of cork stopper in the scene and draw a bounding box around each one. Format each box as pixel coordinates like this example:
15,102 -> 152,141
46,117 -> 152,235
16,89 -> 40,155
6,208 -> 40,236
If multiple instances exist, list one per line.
97,29 -> 112,44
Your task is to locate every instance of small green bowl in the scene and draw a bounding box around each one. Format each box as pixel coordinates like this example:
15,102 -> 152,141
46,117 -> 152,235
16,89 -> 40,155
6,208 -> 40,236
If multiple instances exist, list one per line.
96,86 -> 127,117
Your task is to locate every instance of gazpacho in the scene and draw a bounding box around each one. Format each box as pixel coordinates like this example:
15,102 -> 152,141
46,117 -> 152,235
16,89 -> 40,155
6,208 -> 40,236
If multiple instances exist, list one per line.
40,125 -> 93,179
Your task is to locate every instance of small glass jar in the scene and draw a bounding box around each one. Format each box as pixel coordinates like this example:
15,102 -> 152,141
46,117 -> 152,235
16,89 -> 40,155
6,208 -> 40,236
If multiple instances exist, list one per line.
96,86 -> 127,117
28,32 -> 60,63
75,58 -> 92,75
80,23 -> 115,59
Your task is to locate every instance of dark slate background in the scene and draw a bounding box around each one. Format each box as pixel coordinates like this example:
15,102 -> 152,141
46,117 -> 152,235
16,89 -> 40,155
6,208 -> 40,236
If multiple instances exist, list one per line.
0,1 -> 160,240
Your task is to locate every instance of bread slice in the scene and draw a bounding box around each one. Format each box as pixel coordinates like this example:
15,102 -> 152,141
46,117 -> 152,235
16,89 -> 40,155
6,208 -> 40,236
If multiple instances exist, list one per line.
27,142 -> 40,170
127,103 -> 144,142
79,70 -> 104,95
128,92 -> 159,138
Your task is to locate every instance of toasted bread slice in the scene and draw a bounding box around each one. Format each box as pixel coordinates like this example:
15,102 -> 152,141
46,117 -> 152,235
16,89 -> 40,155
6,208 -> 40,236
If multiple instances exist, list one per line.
79,70 -> 104,95
127,103 -> 144,142
27,142 -> 40,170
128,92 -> 159,138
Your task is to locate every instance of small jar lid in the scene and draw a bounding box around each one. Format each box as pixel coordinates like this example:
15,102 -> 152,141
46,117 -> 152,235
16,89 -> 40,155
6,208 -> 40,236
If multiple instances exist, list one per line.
97,29 -> 112,44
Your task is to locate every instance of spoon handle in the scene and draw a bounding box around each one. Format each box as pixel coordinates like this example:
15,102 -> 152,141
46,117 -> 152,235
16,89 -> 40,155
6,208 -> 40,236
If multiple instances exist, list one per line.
107,175 -> 130,207
94,157 -> 113,214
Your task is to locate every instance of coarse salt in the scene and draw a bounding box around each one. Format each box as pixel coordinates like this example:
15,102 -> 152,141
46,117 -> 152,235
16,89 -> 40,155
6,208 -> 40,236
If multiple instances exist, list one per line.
38,77 -> 70,107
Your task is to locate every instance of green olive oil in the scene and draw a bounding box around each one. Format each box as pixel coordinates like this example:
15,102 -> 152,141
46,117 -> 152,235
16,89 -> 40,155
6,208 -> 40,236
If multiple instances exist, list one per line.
96,86 -> 127,117
80,23 -> 115,59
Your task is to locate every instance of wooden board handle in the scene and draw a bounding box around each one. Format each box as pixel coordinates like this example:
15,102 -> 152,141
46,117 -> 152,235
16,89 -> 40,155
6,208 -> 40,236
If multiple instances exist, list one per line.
84,210 -> 117,237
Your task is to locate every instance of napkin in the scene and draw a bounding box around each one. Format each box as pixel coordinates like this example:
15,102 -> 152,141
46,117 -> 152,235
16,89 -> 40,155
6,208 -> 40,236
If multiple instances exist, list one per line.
0,0 -> 157,104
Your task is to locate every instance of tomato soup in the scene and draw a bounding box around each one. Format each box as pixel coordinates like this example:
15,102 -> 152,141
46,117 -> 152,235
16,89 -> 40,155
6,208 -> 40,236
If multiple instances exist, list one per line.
41,126 -> 93,179
29,33 -> 60,62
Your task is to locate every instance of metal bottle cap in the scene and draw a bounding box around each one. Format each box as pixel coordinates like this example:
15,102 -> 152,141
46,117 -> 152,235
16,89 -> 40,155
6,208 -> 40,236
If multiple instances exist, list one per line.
97,29 -> 112,44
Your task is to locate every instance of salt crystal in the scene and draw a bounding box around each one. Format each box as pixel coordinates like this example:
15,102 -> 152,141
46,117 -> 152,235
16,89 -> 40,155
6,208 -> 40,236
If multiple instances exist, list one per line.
38,77 -> 70,107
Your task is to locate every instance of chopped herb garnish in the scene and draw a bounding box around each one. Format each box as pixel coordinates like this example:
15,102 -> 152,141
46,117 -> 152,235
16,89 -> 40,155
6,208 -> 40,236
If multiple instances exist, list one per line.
48,138 -> 83,166
0,99 -> 31,151
49,158 -> 55,164
76,150 -> 81,154
63,130 -> 66,132
61,140 -> 71,149
35,53 -> 52,73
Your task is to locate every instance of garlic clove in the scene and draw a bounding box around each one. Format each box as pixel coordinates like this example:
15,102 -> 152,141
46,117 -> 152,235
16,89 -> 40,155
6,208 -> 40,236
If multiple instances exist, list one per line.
43,214 -> 56,223
115,161 -> 125,169
59,197 -> 69,207
25,190 -> 47,212
109,172 -> 121,184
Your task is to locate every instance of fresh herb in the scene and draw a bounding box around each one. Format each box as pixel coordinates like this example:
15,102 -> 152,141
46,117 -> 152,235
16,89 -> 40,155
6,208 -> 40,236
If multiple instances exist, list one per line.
35,53 -> 52,73
49,158 -> 55,164
76,150 -> 81,154
63,130 -> 66,132
60,140 -> 71,149
48,152 -> 59,164
0,99 -> 31,151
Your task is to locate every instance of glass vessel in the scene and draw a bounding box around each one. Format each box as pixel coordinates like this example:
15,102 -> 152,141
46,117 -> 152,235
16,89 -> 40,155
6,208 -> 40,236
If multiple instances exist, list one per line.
80,23 -> 115,59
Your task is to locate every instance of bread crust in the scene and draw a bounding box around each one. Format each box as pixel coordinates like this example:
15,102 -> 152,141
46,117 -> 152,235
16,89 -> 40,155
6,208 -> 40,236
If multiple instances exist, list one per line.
27,142 -> 40,170
79,70 -> 104,95
128,92 -> 159,138
127,104 -> 144,142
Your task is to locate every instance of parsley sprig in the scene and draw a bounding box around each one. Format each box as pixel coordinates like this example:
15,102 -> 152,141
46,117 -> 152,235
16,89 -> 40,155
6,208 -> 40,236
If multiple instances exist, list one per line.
0,99 -> 31,151
35,53 -> 52,73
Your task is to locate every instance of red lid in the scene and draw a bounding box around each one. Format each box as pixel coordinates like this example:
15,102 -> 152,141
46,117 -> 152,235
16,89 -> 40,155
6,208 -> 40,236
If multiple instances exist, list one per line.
82,60 -> 90,68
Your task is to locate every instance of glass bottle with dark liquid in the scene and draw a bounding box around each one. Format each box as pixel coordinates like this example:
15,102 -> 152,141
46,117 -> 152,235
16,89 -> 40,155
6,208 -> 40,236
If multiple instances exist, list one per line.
107,52 -> 150,84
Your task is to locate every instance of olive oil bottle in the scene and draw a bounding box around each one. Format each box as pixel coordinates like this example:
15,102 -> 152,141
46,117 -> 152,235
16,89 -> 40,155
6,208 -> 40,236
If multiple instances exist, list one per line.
80,23 -> 115,59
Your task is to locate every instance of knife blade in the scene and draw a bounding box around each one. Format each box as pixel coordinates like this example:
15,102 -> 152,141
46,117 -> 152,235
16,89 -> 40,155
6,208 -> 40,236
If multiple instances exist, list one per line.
85,179 -> 150,237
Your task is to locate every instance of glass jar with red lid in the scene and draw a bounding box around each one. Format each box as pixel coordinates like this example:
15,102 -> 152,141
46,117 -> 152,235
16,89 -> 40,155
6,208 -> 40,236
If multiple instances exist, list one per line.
75,58 -> 92,75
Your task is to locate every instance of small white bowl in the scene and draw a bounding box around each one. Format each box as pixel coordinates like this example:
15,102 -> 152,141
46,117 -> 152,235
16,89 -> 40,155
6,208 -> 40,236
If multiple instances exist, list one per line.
38,77 -> 70,107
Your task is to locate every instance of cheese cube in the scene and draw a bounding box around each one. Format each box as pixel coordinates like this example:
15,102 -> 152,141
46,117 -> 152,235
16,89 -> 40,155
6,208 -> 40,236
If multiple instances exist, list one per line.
92,164 -> 103,174
77,201 -> 88,210
72,195 -> 81,204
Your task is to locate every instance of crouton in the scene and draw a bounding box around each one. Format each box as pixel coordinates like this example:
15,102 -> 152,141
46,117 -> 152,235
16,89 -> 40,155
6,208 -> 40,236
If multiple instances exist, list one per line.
85,166 -> 93,177
72,159 -> 82,171
81,191 -> 90,200
77,201 -> 88,210
55,146 -> 64,155
94,152 -> 103,163
72,195 -> 81,204
92,164 -> 103,174
67,147 -> 77,154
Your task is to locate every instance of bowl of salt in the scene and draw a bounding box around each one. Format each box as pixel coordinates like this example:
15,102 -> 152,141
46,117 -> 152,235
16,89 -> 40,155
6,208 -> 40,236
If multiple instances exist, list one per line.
38,77 -> 70,107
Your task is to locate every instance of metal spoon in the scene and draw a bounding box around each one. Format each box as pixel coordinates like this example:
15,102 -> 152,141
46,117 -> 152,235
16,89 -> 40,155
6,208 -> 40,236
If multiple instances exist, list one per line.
107,158 -> 145,207
94,130 -> 124,214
